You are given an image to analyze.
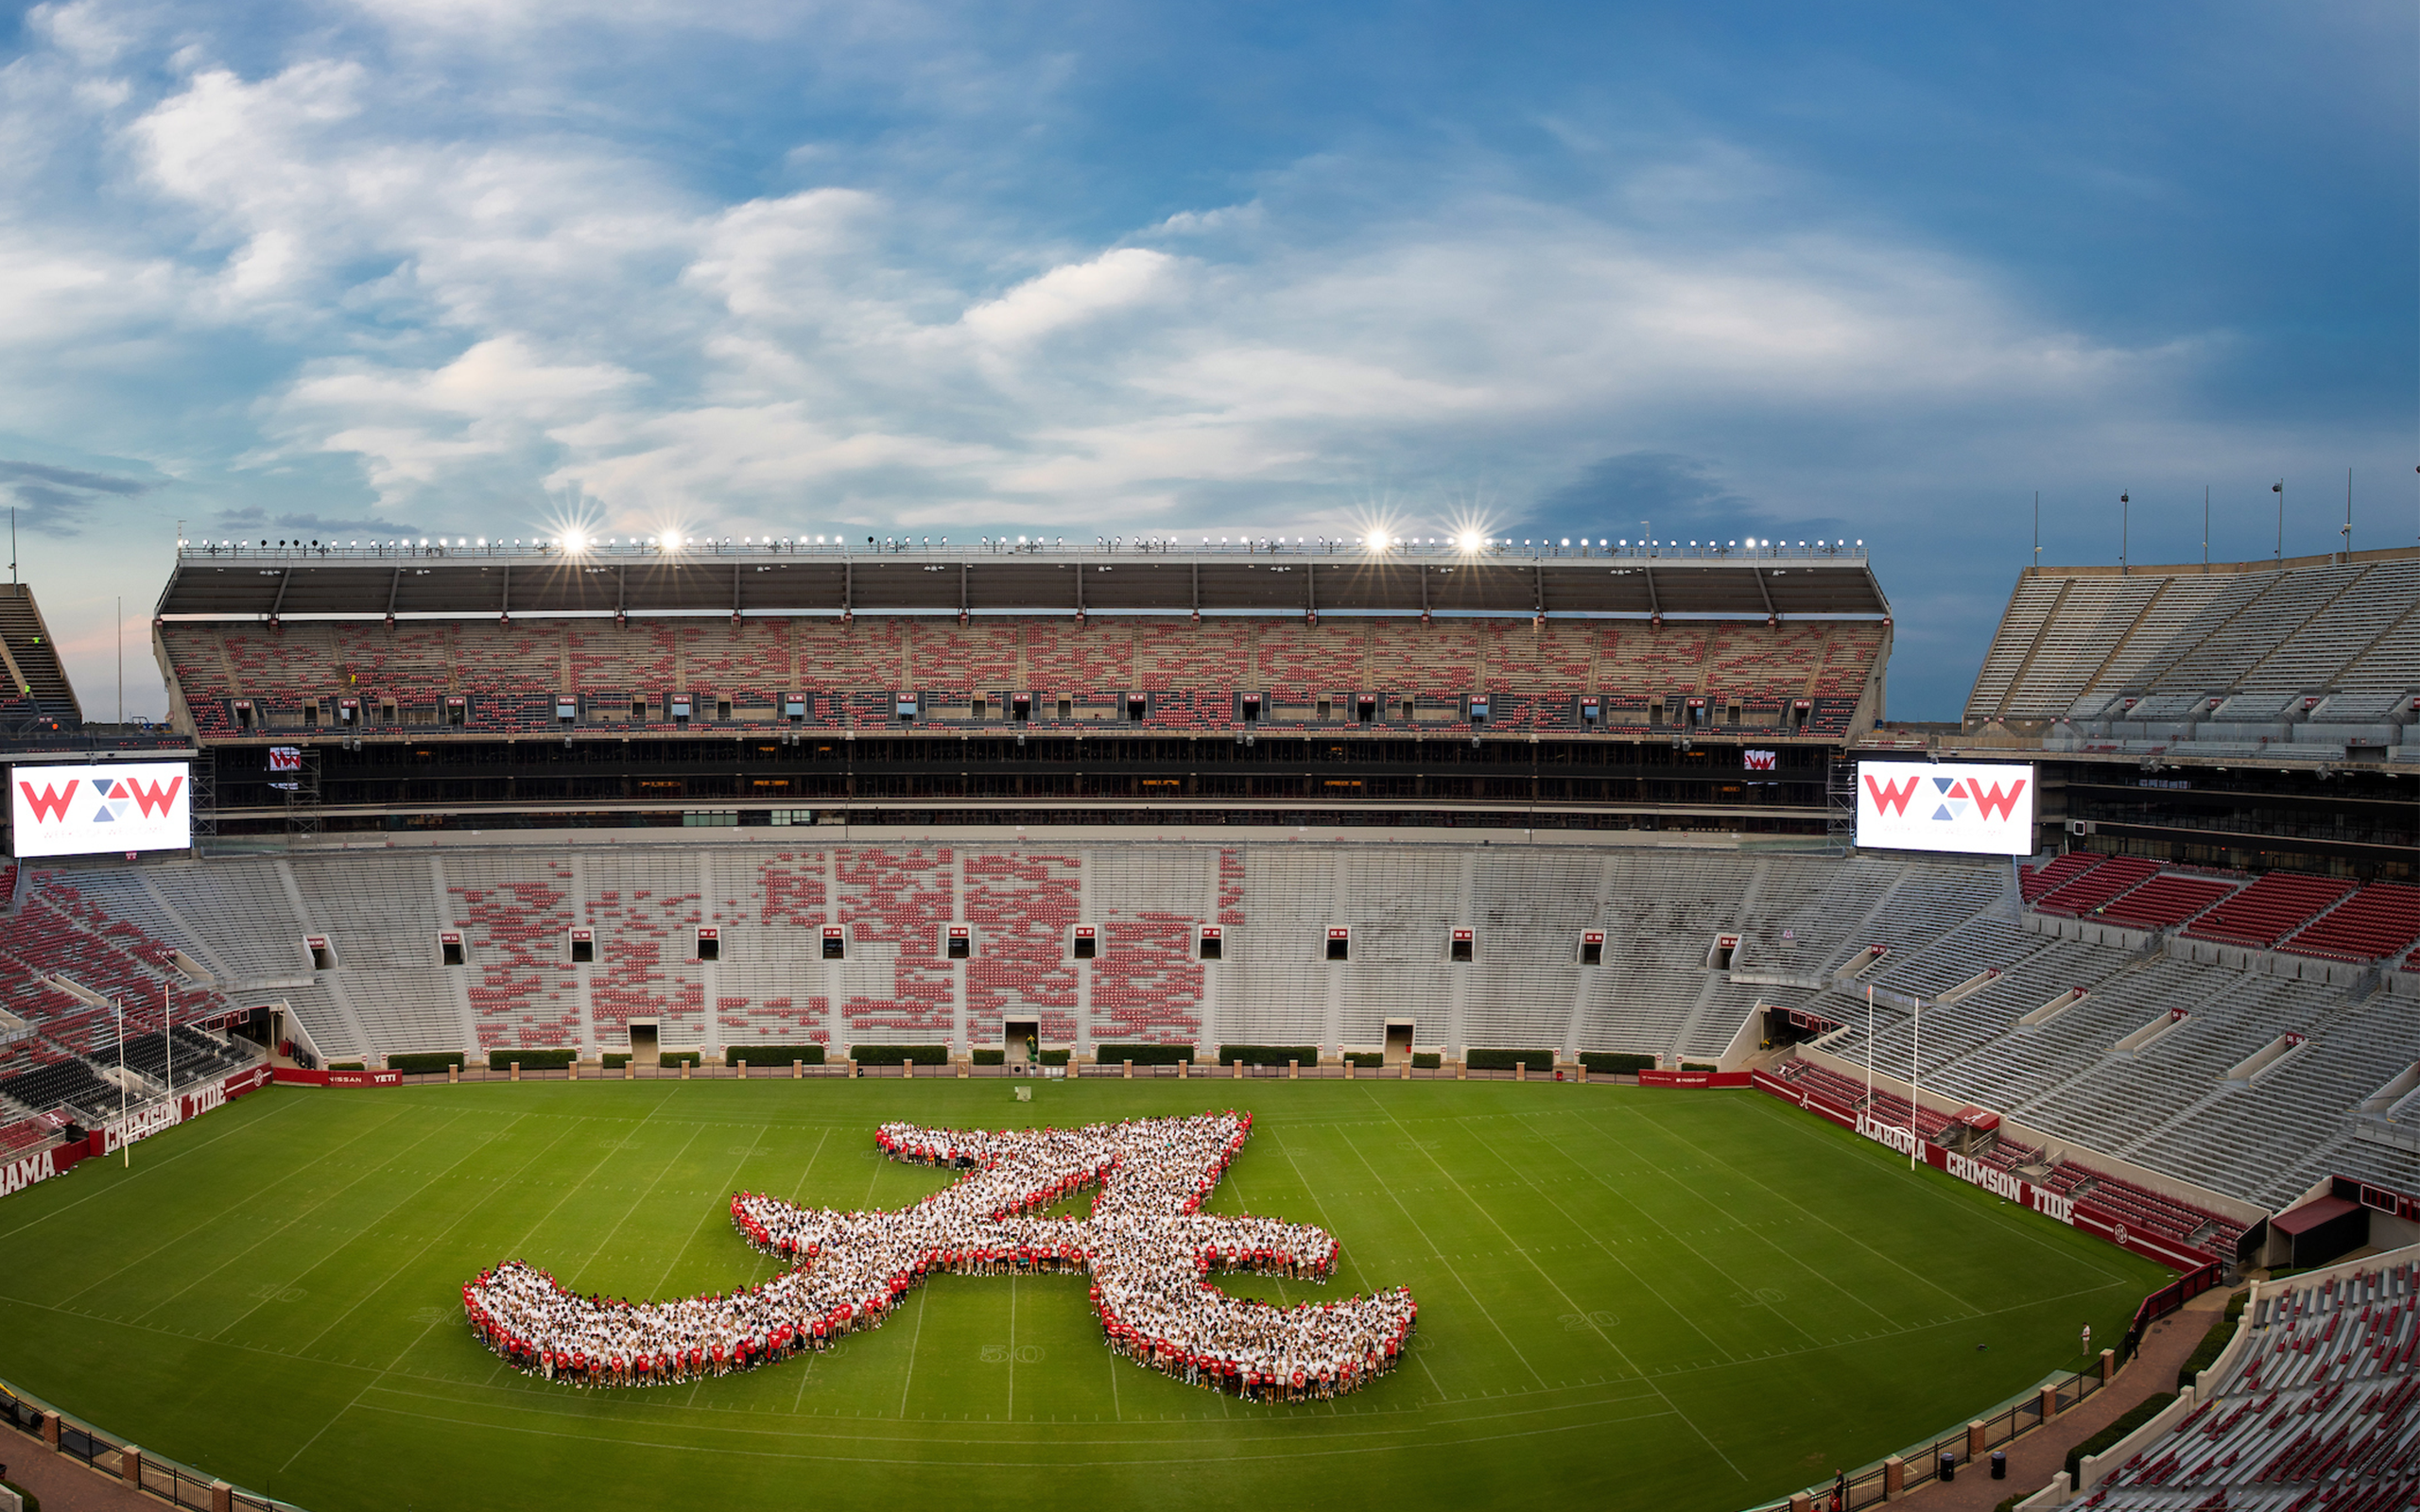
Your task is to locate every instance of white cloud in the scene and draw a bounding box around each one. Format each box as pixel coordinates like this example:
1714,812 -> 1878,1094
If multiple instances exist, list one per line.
961,248 -> 1183,344
272,335 -> 640,497
27,0 -> 136,66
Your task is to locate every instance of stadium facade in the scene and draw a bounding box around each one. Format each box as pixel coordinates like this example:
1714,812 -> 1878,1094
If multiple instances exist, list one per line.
147,537 -> 1889,835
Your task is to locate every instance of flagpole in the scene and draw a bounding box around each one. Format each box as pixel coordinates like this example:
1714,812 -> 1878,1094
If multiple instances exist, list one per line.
1865,986 -> 1874,1112
164,978 -> 173,1109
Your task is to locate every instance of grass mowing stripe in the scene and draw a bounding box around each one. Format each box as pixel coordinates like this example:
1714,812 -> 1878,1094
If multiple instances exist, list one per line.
1727,1094 -> 2143,1287
1323,1121 -> 1550,1389
0,1087 -> 303,1245
276,1110 -> 599,1477
357,1370 -> 1668,1448
351,1393 -> 1677,1466
645,1121 -> 768,1296
1555,1097 -> 1998,1315
1349,1090 -> 1750,1484
1458,1113 -> 1807,1354
56,1098 -> 414,1306
137,1108 -> 473,1333
1492,1108 -> 1902,1339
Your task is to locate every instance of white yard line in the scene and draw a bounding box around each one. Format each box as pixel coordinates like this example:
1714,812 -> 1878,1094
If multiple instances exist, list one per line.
896,1284 -> 929,1417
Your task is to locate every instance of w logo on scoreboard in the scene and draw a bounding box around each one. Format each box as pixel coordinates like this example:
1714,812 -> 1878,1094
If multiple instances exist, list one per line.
1855,761 -> 2035,857
9,761 -> 191,858
1742,749 -> 1778,771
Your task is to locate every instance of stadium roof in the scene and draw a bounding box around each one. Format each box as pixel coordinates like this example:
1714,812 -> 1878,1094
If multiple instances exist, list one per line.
156,541 -> 1889,622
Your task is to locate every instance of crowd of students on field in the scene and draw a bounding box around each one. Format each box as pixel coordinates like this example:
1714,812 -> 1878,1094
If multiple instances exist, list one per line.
461,1112 -> 1416,1401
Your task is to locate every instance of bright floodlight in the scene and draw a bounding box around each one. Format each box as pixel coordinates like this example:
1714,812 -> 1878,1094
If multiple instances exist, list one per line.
659,530 -> 681,552
563,531 -> 588,555
1367,530 -> 1391,552
1456,531 -> 1484,554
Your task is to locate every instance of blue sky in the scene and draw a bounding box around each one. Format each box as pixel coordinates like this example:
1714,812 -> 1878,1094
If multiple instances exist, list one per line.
0,0 -> 2410,720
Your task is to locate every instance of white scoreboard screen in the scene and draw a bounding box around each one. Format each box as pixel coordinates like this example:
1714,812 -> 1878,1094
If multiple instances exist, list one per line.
1855,761 -> 2036,856
10,762 -> 192,858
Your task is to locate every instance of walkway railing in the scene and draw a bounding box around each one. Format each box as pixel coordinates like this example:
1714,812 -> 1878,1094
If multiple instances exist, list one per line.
1,1375 -> 300,1511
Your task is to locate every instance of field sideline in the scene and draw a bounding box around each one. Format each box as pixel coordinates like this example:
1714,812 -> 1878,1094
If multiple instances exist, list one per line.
0,1079 -> 2173,1511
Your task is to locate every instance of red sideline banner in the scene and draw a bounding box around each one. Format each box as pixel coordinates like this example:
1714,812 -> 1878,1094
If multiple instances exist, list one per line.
1,1138 -> 83,1197
95,1061 -> 273,1158
1635,1069 -> 1754,1090
1751,1068 -> 2220,1272
272,1067 -> 403,1089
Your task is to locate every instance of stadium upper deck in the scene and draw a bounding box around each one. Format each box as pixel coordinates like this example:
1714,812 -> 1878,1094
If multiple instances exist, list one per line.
1914,545 -> 2419,878
1963,545 -> 2418,743
150,538 -> 1891,833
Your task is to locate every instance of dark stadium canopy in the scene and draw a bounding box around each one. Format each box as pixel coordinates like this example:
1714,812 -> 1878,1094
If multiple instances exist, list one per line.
156,544 -> 1890,621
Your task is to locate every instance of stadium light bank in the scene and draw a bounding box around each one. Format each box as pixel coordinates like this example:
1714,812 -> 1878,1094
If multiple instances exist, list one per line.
175,533 -> 1866,563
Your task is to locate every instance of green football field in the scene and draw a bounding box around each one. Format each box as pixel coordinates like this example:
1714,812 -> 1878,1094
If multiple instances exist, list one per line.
0,1079 -> 2172,1512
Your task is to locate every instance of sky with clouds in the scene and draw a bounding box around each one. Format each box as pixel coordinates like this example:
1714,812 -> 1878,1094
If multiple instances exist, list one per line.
0,0 -> 2410,720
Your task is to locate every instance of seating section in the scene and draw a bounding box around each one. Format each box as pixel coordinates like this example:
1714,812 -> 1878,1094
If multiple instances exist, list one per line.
2100,873 -> 2242,931
18,841 -> 2420,1228
2023,852 -> 2105,902
2078,1259 -> 2420,1511
1090,916 -> 1203,1043
586,864 -> 705,1048
1774,1059 -> 2244,1255
837,848 -> 954,1037
0,875 -> 255,1127
158,613 -> 1885,736
963,853 -> 1080,1043
2278,884 -> 2420,965
2048,1165 -> 2246,1256
1969,553 -> 2420,725
2186,874 -> 2360,950
2036,855 -> 2161,917
450,870 -> 579,1049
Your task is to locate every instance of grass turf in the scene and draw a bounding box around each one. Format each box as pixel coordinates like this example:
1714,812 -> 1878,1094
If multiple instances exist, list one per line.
0,1078 -> 2173,1512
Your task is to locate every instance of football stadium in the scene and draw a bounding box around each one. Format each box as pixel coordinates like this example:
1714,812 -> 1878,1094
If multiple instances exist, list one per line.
0,536 -> 2415,1512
